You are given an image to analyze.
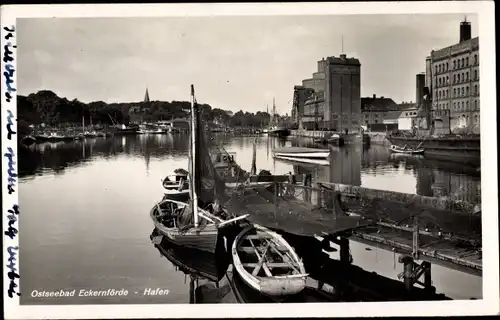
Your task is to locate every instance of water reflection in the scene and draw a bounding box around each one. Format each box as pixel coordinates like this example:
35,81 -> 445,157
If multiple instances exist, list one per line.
19,134 -> 481,204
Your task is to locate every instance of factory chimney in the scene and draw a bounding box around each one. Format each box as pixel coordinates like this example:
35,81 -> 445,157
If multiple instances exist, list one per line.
460,17 -> 472,42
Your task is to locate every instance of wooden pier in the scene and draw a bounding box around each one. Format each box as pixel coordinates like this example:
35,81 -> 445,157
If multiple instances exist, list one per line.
231,176 -> 482,294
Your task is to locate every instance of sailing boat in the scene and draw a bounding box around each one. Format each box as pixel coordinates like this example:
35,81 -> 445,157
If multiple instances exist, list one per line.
150,85 -> 249,253
75,115 -> 86,140
266,98 -> 289,137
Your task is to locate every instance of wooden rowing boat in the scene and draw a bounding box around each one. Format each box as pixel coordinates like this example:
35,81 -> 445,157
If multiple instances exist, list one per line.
389,144 -> 425,155
273,147 -> 330,159
231,224 -> 308,297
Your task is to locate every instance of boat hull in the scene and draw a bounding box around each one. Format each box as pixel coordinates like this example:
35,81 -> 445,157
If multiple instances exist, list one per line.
274,152 -> 329,159
232,224 -> 307,297
268,129 -> 290,137
274,155 -> 330,166
389,145 -> 425,155
387,135 -> 480,160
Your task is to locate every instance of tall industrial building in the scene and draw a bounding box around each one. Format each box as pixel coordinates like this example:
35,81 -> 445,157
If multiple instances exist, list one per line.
292,54 -> 361,133
426,18 -> 480,134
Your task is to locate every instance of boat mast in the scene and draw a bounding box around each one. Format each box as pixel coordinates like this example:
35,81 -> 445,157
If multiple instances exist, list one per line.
190,84 -> 199,227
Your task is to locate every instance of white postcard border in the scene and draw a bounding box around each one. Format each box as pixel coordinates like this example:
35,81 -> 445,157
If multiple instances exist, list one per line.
1,1 -> 498,319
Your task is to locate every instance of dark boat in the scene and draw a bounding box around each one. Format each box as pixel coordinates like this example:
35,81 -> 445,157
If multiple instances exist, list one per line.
386,134 -> 480,161
21,135 -> 36,145
268,126 -> 290,137
150,228 -> 230,282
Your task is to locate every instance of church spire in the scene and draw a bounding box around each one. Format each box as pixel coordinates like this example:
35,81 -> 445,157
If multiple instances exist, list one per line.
144,88 -> 150,103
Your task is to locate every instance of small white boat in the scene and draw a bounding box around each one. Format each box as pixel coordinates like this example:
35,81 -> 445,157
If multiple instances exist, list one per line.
232,224 -> 308,297
274,155 -> 330,166
390,145 -> 425,155
272,147 -> 330,159
162,169 -> 190,194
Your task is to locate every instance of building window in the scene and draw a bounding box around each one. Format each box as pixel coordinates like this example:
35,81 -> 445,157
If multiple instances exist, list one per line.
446,62 -> 449,70
375,120 -> 378,124
446,75 -> 449,84
453,60 -> 456,69
461,72 -> 464,82
453,88 -> 456,97
466,57 -> 469,66
474,85 -> 478,95
438,78 -> 441,86
466,86 -> 469,95
474,54 -> 478,65
466,72 -> 469,81
435,65 -> 438,73
461,101 -> 464,110
461,87 -> 464,96
461,58 -> 464,67
453,102 -> 456,110
475,115 -> 478,123
474,70 -> 478,80
466,101 -> 469,110
474,100 -> 478,110
453,74 -> 456,83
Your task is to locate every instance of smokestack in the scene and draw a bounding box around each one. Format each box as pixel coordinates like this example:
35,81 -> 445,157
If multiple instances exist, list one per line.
416,73 -> 426,107
460,18 -> 472,42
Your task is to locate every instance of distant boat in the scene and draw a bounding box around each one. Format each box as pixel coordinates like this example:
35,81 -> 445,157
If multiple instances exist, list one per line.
313,132 -> 344,146
272,147 -> 330,159
389,144 -> 425,155
231,224 -> 308,297
267,126 -> 290,137
21,135 -> 36,145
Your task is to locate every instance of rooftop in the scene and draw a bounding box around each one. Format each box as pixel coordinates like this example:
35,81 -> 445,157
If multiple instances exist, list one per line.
361,95 -> 398,112
319,54 -> 361,66
431,37 -> 479,61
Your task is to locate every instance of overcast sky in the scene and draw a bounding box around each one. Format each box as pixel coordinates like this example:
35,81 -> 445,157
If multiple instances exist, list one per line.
18,14 -> 478,114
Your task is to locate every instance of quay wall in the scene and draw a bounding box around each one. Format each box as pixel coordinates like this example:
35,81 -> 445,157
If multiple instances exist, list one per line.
290,129 -> 390,145
290,129 -> 330,139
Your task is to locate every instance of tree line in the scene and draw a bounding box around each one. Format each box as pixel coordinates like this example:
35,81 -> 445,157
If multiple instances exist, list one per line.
16,90 -> 287,133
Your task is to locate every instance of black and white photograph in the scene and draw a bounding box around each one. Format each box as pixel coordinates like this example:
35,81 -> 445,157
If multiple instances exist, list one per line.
2,2 -> 498,319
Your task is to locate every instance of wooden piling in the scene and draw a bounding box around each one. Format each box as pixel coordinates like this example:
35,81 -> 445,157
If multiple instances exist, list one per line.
399,255 -> 415,291
339,237 -> 351,265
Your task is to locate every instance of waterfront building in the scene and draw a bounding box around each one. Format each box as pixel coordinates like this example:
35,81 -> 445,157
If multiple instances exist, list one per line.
292,54 -> 361,133
291,85 -> 315,125
360,94 -> 398,131
426,18 -> 480,134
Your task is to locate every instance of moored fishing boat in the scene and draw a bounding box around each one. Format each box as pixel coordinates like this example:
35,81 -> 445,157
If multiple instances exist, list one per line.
150,84 -> 249,253
272,147 -> 330,159
231,224 -> 308,297
21,135 -> 36,145
313,132 -> 344,146
389,144 -> 425,155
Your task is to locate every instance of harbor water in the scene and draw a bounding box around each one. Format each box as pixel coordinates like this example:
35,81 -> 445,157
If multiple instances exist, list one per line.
18,134 -> 482,304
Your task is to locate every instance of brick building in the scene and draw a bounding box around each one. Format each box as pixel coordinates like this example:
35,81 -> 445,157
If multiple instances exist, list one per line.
427,19 -> 480,134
